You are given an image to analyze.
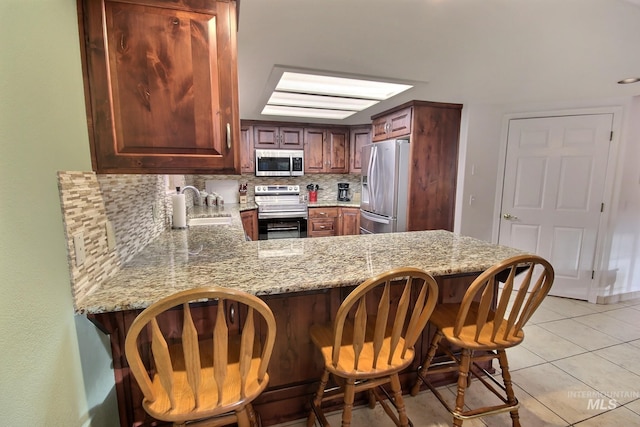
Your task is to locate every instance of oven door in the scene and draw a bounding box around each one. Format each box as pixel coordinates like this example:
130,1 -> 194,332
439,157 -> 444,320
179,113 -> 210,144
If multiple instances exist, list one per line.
258,217 -> 307,240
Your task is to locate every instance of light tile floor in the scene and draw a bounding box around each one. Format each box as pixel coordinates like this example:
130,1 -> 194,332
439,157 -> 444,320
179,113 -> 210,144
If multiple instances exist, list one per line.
273,295 -> 640,426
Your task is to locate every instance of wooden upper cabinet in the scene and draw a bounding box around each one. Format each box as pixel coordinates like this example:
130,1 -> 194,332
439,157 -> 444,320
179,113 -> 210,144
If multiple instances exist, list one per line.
254,126 -> 304,149
372,106 -> 412,141
349,126 -> 371,173
78,0 -> 240,174
304,127 -> 349,174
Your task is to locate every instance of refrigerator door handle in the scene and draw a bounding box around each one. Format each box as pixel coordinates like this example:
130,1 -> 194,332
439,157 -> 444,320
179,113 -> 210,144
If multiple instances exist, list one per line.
369,145 -> 378,212
360,209 -> 391,224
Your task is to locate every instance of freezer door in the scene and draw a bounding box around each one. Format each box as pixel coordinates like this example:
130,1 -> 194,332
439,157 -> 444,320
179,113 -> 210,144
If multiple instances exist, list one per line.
360,209 -> 396,234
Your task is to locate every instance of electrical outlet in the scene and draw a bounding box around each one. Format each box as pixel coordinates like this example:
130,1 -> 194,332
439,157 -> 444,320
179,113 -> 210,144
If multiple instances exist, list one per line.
106,221 -> 116,251
73,232 -> 86,266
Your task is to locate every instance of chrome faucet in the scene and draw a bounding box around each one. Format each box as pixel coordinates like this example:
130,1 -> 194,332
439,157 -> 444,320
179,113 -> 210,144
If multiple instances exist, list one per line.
180,185 -> 202,206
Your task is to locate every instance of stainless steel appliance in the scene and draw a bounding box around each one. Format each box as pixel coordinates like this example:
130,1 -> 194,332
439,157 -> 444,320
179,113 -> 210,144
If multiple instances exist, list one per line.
360,138 -> 410,234
255,185 -> 308,239
255,149 -> 304,177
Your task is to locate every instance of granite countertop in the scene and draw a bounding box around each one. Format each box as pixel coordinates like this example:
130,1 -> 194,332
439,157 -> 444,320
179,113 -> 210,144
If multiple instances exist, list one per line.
77,206 -> 525,314
307,200 -> 361,208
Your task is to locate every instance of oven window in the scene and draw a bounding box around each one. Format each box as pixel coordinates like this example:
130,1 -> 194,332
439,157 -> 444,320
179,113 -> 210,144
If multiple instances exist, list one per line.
258,218 -> 307,240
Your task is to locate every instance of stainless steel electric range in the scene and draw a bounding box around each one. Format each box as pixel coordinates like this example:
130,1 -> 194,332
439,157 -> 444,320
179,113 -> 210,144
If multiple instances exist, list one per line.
254,185 -> 308,240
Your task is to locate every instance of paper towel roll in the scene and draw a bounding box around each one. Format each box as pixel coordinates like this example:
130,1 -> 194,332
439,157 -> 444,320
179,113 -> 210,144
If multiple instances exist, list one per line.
172,194 -> 187,228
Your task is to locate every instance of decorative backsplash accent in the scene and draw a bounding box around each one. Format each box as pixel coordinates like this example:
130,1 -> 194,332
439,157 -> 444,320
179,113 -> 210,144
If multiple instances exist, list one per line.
57,172 -> 169,306
189,174 -> 361,203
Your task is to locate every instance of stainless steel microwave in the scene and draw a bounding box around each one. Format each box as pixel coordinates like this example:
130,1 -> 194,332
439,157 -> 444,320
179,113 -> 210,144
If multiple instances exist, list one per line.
255,149 -> 304,177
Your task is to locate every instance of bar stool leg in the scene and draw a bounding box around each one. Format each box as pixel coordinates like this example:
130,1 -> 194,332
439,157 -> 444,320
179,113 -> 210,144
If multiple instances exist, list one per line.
390,373 -> 409,427
453,348 -> 471,427
498,350 -> 521,427
411,330 -> 443,396
308,369 -> 330,427
342,378 -> 356,427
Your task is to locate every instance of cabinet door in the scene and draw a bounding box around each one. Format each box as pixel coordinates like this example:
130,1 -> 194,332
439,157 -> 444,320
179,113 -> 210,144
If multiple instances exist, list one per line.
339,207 -> 360,236
254,126 -> 304,149
240,209 -> 258,241
79,0 -> 240,174
254,125 -> 280,148
349,126 -> 371,173
279,127 -> 304,149
371,107 -> 412,142
372,116 -> 389,142
240,125 -> 254,173
303,128 -> 326,173
387,107 -> 413,138
325,128 -> 349,173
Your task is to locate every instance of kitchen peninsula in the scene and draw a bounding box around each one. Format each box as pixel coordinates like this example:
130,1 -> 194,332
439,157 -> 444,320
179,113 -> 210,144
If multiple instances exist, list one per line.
80,208 -> 525,426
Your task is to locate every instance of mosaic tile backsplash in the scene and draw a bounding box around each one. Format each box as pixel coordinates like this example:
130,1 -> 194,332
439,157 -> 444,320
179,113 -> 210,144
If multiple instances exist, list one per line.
57,172 -> 360,308
189,174 -> 362,203
57,172 -> 169,305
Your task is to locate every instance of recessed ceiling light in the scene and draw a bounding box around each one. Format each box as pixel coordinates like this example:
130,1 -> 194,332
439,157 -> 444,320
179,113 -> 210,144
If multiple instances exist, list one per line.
262,71 -> 413,120
267,92 -> 380,111
276,72 -> 412,100
617,77 -> 640,84
261,105 -> 356,120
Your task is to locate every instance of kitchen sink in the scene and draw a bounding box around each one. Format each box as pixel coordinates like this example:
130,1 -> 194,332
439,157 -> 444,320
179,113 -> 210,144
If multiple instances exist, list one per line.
188,216 -> 232,226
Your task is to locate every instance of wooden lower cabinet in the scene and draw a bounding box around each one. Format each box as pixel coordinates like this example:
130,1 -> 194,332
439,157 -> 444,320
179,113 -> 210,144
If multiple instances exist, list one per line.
88,272 -> 483,426
307,207 -> 339,237
308,207 -> 360,237
338,207 -> 360,236
240,209 -> 258,241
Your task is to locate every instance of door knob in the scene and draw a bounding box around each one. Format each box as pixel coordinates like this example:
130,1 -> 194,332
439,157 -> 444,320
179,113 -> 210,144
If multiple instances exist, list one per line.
503,213 -> 519,220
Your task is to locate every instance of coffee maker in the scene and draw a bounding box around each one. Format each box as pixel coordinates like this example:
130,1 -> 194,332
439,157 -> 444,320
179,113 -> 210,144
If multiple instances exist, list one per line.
337,183 -> 350,201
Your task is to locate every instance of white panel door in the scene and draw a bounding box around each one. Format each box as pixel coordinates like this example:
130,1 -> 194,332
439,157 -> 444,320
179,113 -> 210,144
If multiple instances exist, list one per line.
498,114 -> 613,300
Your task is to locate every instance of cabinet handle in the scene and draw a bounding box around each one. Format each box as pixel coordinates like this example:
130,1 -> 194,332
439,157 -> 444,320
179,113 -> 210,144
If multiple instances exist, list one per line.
226,123 -> 231,149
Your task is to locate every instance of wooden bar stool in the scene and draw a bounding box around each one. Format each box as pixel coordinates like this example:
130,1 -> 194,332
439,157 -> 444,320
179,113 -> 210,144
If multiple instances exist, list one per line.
124,287 -> 276,427
307,267 -> 439,427
410,255 -> 554,426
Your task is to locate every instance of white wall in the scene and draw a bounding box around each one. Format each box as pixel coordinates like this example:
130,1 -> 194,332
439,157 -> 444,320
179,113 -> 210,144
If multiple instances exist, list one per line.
456,104 -> 506,241
0,0 -> 118,425
601,96 -> 640,300
457,97 -> 640,301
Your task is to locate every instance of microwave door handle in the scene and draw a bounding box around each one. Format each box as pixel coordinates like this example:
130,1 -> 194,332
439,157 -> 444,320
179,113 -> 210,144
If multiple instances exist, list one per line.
289,154 -> 293,175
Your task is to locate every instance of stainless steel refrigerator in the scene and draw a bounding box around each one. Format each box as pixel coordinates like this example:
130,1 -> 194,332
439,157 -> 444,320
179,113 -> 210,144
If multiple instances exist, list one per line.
360,138 -> 410,234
